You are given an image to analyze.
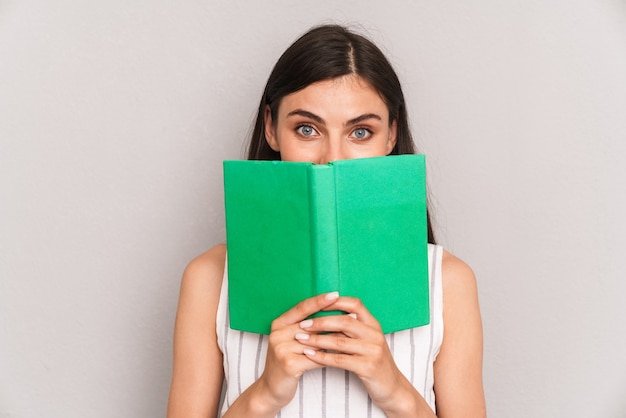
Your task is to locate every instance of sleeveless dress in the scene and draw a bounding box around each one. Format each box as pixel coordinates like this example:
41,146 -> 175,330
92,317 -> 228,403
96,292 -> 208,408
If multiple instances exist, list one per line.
216,244 -> 444,417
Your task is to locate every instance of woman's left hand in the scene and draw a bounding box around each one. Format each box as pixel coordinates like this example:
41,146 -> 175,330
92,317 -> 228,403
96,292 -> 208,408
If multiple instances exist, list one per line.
294,296 -> 434,417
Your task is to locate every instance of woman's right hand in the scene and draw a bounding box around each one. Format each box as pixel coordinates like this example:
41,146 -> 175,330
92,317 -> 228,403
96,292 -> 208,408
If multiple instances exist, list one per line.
252,291 -> 341,413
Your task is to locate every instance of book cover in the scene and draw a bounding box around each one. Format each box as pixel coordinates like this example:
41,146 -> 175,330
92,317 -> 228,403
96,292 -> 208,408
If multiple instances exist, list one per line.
223,155 -> 429,335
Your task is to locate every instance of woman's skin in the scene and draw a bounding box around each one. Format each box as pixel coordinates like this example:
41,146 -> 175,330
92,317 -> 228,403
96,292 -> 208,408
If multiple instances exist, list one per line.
167,75 -> 486,418
264,75 -> 397,164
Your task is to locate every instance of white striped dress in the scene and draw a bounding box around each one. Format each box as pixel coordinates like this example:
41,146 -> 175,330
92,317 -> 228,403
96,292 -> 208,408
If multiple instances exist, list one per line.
217,244 -> 444,417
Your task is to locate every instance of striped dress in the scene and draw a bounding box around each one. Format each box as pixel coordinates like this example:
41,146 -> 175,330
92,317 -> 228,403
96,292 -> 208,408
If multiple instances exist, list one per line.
217,244 -> 444,417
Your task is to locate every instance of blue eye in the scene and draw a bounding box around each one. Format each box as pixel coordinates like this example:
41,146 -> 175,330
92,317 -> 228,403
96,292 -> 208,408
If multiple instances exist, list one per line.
297,125 -> 317,137
352,128 -> 371,140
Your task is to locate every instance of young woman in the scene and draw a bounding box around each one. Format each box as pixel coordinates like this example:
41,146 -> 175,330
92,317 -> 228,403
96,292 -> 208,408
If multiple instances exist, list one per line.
167,24 -> 486,418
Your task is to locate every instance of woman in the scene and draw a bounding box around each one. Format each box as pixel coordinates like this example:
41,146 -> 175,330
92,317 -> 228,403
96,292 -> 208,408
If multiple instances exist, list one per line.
167,24 -> 485,418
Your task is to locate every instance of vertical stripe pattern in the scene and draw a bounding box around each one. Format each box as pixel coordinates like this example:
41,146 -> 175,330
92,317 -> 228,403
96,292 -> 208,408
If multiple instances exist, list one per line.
321,367 -> 327,418
254,334 -> 263,380
424,245 -> 439,403
298,376 -> 304,417
216,245 -> 444,417
344,371 -> 350,418
237,331 -> 244,396
223,303 -> 231,409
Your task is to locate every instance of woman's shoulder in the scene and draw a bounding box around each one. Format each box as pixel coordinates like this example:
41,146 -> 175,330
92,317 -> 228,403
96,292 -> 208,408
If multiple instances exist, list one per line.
441,249 -> 476,287
183,244 -> 227,281
440,248 -> 478,298
178,244 -> 227,307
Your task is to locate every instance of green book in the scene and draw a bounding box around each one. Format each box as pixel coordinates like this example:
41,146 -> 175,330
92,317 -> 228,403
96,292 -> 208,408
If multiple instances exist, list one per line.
223,155 -> 429,335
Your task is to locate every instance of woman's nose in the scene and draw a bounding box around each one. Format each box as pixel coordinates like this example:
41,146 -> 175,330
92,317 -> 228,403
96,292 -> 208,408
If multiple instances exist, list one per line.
319,141 -> 344,165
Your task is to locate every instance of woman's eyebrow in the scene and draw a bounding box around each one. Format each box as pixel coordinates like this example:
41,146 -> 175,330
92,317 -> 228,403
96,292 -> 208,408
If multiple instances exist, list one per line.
286,110 -> 382,127
286,109 -> 325,124
346,113 -> 382,126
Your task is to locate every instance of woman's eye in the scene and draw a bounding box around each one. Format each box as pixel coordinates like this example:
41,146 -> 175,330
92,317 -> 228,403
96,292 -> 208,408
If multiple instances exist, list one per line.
296,125 -> 318,137
352,128 -> 372,140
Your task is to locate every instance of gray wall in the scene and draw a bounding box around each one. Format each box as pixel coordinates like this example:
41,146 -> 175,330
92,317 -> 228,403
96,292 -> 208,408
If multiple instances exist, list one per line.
2,1 -> 625,417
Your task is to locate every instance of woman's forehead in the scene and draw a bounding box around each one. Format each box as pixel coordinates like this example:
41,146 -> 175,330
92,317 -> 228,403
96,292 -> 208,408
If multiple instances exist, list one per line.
277,75 -> 389,123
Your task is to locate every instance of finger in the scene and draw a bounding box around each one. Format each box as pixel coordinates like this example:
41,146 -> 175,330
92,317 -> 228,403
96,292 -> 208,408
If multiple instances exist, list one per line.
271,291 -> 340,330
324,297 -> 381,329
296,330 -> 368,356
267,328 -> 324,371
301,346 -> 362,371
298,312 -> 372,340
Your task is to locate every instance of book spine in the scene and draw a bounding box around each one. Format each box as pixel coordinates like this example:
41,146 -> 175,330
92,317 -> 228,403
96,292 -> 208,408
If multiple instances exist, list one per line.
308,165 -> 340,295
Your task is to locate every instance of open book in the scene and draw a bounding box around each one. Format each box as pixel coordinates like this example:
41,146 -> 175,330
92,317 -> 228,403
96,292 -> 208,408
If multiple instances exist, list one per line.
224,155 -> 430,335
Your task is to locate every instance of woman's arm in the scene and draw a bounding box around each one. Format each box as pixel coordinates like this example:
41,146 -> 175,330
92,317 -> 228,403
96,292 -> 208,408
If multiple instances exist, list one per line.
167,244 -> 341,418
167,245 -> 226,418
434,250 -> 486,417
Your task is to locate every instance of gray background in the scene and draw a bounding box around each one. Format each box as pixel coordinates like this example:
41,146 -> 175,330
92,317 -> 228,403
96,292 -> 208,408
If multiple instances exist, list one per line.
2,1 -> 625,417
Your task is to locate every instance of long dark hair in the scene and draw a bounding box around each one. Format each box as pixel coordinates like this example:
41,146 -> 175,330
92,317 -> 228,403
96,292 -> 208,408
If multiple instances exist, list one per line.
246,24 -> 436,244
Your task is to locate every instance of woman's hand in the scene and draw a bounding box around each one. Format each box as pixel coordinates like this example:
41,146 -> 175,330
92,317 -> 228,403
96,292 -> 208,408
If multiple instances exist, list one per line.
250,292 -> 342,414
293,296 -> 436,418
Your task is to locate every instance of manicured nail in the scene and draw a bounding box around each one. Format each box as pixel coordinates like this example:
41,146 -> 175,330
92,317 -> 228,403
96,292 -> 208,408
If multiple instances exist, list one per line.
300,319 -> 314,329
303,348 -> 316,356
295,333 -> 309,341
325,291 -> 339,301
348,313 -> 357,320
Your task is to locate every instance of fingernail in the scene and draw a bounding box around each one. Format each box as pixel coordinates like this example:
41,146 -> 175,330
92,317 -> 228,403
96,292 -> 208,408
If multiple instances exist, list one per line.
348,313 -> 357,320
300,319 -> 314,329
303,348 -> 316,356
295,333 -> 309,341
325,291 -> 339,301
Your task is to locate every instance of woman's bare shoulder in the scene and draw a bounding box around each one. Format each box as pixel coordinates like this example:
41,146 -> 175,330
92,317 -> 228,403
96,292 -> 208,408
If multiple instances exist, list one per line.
440,249 -> 478,298
182,244 -> 226,284
177,244 -> 227,311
